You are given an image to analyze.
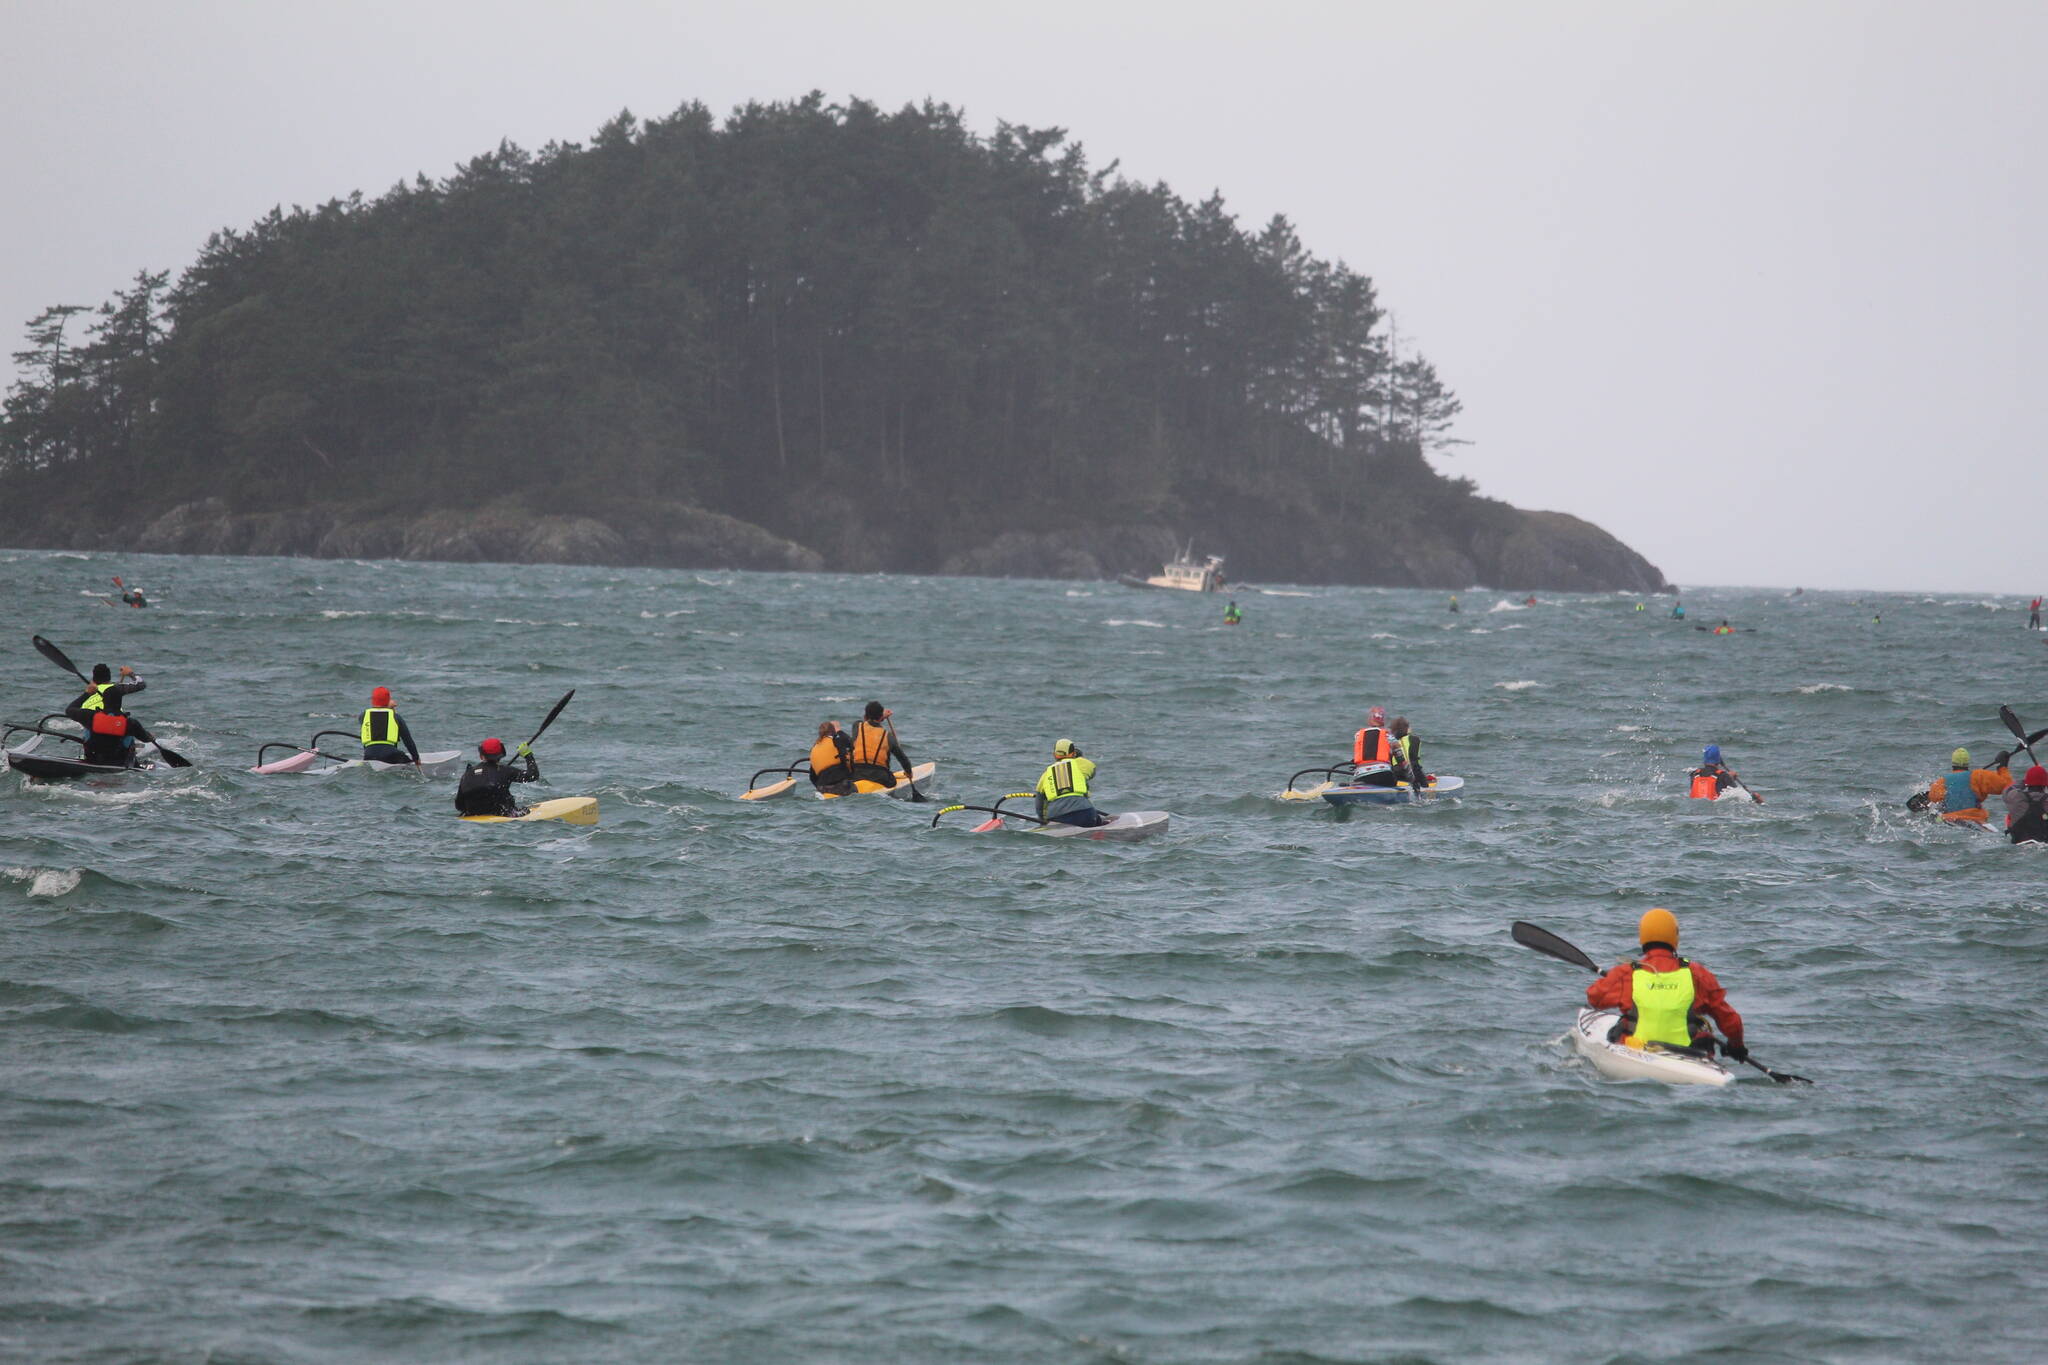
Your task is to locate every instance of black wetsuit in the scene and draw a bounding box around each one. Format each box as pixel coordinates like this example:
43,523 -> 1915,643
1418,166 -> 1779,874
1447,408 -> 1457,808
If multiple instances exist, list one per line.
454,754 -> 540,816
2006,786 -> 2048,844
361,709 -> 422,765
65,681 -> 154,767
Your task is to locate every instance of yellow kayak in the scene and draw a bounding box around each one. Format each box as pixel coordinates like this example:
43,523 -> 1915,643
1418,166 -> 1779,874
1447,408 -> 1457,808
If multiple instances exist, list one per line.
816,762 -> 936,800
459,796 -> 599,825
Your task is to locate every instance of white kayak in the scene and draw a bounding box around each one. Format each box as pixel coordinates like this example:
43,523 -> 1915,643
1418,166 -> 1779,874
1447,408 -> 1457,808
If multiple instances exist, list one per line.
253,749 -> 464,776
1571,1008 -> 1732,1086
971,810 -> 1170,841
458,796 -> 599,825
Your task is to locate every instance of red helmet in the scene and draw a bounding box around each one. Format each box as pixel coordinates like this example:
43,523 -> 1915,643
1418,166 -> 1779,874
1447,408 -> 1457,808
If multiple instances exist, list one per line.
479,737 -> 506,757
371,686 -> 391,707
2028,765 -> 2048,788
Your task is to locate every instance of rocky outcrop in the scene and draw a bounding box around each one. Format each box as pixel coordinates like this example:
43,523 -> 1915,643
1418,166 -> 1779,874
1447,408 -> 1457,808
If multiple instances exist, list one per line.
52,488 -> 1666,590
124,497 -> 822,572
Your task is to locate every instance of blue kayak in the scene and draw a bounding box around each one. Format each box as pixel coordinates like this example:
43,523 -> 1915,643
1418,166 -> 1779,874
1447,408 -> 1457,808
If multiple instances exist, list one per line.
1321,775 -> 1465,807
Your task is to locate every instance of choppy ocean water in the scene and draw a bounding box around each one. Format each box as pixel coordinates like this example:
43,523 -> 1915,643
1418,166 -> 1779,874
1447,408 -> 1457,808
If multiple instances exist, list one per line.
3,549 -> 2045,1363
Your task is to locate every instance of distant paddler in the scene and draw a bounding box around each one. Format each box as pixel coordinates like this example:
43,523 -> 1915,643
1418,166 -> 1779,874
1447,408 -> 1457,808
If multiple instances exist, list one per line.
64,663 -> 159,768
1448,594 -> 1459,614
1389,716 -> 1427,788
1037,738 -> 1111,828
2004,765 -> 2048,843
1223,600 -> 1242,626
849,701 -> 925,801
1907,746 -> 2011,823
1671,601 -> 1686,620
808,720 -> 855,796
1688,745 -> 1762,803
114,576 -> 147,608
359,686 -> 422,765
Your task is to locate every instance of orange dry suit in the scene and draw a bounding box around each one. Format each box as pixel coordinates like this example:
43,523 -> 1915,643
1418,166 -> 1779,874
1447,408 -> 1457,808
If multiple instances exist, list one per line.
1586,947 -> 1744,1050
1928,767 -> 2010,824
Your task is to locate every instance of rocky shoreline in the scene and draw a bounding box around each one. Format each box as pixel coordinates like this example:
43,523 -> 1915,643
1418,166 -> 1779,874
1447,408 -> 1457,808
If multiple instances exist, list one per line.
15,495 -> 1672,592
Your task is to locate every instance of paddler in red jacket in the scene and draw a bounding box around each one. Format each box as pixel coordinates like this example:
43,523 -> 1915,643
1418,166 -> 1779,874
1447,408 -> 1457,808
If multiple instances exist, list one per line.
1585,908 -> 1747,1061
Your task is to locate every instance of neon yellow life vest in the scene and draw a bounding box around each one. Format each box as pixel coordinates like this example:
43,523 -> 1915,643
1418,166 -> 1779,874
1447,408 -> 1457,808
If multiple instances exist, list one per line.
1627,962 -> 1696,1048
361,707 -> 400,746
79,683 -> 112,712
1037,757 -> 1092,802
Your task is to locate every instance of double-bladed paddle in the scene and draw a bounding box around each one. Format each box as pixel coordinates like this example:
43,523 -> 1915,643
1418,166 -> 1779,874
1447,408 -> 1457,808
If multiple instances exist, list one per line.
524,689 -> 575,752
30,634 -> 191,767
1510,920 -> 1812,1085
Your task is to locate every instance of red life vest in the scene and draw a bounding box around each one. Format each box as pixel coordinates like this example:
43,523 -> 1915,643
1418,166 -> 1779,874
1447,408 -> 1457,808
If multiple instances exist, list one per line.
90,711 -> 130,737
1354,727 -> 1390,765
1689,768 -> 1720,799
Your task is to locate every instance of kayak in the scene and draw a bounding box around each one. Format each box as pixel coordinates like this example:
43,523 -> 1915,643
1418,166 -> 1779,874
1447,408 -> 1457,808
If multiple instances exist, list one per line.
458,796 -> 599,825
1571,1008 -> 1732,1086
6,736 -> 156,781
970,810 -> 1170,841
1322,775 -> 1465,807
253,749 -> 465,776
816,761 -> 936,801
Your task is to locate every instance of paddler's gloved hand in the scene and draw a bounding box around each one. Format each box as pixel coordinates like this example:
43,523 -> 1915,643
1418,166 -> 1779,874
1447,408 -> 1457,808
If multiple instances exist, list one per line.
1992,750 -> 2012,769
515,743 -> 533,758
1905,791 -> 1930,812
1722,1042 -> 1748,1062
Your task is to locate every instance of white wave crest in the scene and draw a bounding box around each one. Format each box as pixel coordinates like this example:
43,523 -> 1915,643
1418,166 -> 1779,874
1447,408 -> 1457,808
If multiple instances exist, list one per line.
1495,680 -> 1542,691
1797,683 -> 1850,694
4,866 -> 83,897
1103,619 -> 1166,628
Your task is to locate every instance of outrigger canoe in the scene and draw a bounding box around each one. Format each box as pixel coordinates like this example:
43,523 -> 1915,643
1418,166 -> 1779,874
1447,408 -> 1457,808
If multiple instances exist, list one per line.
5,734 -> 158,781
458,796 -> 599,826
252,740 -> 464,776
972,810 -> 1170,841
1321,775 -> 1464,807
1571,1008 -> 1733,1086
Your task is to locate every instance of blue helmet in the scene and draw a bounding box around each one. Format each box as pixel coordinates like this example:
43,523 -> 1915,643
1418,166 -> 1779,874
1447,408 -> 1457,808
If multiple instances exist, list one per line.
1703,745 -> 1722,764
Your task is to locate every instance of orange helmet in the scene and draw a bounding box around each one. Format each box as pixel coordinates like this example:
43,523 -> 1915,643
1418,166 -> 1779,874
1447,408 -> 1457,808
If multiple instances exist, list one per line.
1638,907 -> 1679,948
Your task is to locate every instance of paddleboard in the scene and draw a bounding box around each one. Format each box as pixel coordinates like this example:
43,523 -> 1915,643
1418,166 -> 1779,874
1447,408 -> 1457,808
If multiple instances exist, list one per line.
458,796 -> 599,825
816,761 -> 936,801
970,810 -> 1170,841
1571,1008 -> 1732,1086
1321,775 -> 1464,807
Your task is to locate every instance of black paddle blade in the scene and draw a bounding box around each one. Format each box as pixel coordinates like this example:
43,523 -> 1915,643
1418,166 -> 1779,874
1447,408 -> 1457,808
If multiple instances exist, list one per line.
525,689 -> 575,748
2000,705 -> 2028,742
32,635 -> 85,680
1511,921 -> 1601,974
152,743 -> 192,769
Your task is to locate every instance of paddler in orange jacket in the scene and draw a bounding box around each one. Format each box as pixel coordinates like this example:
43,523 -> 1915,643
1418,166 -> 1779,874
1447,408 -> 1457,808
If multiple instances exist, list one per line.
847,701 -> 925,800
1911,747 -> 2012,823
807,721 -> 854,795
1350,705 -> 1399,788
1586,909 -> 1747,1061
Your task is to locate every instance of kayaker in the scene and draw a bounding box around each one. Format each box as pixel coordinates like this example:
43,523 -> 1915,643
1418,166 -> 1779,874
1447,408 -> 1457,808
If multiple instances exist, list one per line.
1224,600 -> 1242,625
1448,595 -> 1460,614
1035,738 -> 1111,827
120,587 -> 147,608
2003,765 -> 2048,844
1671,601 -> 1686,620
359,686 -> 421,765
1389,716 -> 1426,787
1712,619 -> 1735,635
1523,594 -> 1537,606
63,665 -> 159,768
848,701 -> 917,793
1911,747 -> 2011,822
1350,705 -> 1398,788
1687,745 -> 1758,801
2031,596 -> 2042,630
1586,908 -> 1746,1060
453,737 -> 539,817
807,720 -> 854,795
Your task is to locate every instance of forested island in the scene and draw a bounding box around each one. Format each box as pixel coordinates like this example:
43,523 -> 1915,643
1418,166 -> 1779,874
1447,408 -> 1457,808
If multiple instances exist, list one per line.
2,96 -> 1669,591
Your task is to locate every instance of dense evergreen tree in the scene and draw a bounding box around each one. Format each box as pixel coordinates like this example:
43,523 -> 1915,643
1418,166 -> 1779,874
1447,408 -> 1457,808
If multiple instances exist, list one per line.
1,95 -> 1481,572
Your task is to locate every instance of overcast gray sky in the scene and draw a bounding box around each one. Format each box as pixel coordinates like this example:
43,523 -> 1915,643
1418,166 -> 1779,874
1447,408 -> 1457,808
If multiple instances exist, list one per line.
6,1 -> 2042,591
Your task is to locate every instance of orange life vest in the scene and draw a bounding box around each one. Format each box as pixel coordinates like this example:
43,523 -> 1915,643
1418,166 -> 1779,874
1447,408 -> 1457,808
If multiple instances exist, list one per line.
850,720 -> 892,767
809,734 -> 847,775
1689,769 -> 1721,799
89,711 -> 130,737
1353,727 -> 1390,765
